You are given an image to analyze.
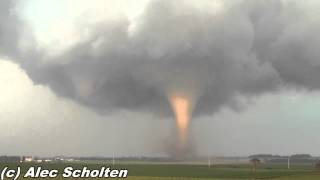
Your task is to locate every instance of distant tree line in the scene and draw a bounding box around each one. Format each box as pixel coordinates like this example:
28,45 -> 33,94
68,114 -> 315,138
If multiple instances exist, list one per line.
0,155 -> 176,162
249,154 -> 320,167
249,154 -> 312,159
249,154 -> 314,162
0,156 -> 21,162
78,156 -> 173,162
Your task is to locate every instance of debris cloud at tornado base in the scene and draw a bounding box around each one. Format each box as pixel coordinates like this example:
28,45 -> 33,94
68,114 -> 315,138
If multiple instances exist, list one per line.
1,0 -> 320,157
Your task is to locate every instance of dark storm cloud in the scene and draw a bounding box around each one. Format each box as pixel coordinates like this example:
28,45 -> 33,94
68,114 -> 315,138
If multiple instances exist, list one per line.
1,0 -> 320,117
0,0 -> 21,57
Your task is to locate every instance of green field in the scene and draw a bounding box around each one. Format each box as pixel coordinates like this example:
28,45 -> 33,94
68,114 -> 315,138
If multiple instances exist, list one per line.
1,162 -> 319,179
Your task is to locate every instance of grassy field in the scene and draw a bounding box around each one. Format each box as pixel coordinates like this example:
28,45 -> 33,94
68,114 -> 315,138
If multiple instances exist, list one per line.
0,162 -> 319,179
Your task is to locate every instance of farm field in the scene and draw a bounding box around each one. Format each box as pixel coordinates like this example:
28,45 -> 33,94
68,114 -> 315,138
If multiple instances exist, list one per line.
1,162 -> 320,179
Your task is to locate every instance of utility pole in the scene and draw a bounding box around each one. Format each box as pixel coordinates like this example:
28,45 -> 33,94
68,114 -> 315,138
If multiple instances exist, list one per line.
112,152 -> 115,165
287,156 -> 290,169
207,145 -> 211,168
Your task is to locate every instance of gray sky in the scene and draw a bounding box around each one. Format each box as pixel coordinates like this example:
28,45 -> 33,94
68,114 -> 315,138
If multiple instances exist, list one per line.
0,0 -> 320,157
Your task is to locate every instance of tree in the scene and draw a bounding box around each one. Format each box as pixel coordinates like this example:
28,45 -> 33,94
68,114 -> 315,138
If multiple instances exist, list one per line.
315,161 -> 320,170
291,154 -> 312,159
250,158 -> 261,171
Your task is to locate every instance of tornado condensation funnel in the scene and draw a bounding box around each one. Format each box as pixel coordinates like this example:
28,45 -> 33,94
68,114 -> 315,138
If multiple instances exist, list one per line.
169,94 -> 193,152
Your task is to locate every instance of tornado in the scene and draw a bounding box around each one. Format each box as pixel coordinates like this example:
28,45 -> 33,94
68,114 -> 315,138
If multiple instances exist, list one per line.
169,93 -> 193,153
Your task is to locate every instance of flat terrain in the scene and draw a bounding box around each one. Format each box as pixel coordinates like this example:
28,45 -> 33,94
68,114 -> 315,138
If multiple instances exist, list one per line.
0,162 -> 319,179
